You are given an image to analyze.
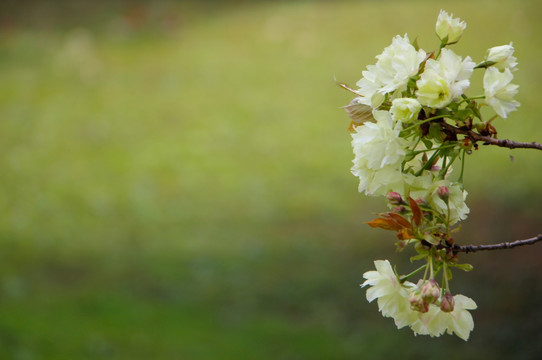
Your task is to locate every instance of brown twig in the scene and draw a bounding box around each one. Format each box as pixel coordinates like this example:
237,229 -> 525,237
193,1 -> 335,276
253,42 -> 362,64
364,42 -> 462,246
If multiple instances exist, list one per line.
441,122 -> 542,150
453,234 -> 542,253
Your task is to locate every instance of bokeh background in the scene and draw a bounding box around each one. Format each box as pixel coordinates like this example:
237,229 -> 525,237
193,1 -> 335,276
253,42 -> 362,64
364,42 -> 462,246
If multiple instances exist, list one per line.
1,0 -> 542,358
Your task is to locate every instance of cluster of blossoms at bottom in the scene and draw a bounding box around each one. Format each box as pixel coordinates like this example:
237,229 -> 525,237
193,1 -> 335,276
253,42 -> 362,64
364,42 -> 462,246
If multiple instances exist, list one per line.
362,260 -> 477,341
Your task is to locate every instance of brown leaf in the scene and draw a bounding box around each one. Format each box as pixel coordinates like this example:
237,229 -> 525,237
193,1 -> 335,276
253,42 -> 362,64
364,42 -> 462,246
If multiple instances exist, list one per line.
387,213 -> 413,230
366,217 -> 402,231
397,228 -> 415,240
409,197 -> 422,226
335,79 -> 363,96
347,121 -> 357,132
343,99 -> 374,125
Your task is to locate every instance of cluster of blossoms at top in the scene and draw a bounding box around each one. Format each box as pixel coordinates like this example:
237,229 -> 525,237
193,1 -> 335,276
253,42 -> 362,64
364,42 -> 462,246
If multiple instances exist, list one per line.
341,10 -> 521,340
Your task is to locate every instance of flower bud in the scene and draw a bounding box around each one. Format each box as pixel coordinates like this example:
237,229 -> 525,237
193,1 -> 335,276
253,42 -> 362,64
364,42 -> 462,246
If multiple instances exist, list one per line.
386,192 -> 404,205
390,98 -> 422,123
486,43 -> 517,72
415,197 -> 429,207
474,122 -> 487,133
392,206 -> 406,214
435,10 -> 466,44
440,292 -> 455,312
461,138 -> 473,152
420,279 -> 441,304
409,291 -> 429,313
437,186 -> 449,204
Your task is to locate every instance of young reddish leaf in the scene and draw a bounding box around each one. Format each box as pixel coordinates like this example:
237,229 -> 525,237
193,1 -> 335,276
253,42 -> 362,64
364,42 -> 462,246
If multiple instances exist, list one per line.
387,213 -> 413,230
409,197 -> 422,226
366,217 -> 402,231
397,228 -> 415,240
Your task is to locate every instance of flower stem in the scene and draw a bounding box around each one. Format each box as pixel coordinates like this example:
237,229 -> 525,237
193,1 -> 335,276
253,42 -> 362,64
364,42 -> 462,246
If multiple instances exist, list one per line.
423,261 -> 430,281
400,264 -> 428,283
415,148 -> 441,176
435,40 -> 446,59
441,264 -> 448,295
401,114 -> 448,134
443,262 -> 450,291
446,203 -> 451,237
458,148 -> 467,184
440,147 -> 459,178
410,143 -> 456,156
457,95 -> 485,105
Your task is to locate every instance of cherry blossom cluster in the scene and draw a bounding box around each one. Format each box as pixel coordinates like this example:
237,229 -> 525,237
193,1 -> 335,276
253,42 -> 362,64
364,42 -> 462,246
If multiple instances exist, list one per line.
341,10 -> 520,340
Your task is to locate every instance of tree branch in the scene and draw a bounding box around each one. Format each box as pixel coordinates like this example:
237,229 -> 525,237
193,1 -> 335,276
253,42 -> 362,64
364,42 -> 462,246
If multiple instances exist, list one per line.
441,122 -> 542,151
453,234 -> 542,253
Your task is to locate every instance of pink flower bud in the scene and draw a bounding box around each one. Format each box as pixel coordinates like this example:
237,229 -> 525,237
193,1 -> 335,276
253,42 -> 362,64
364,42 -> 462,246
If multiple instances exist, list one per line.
420,279 -> 441,304
415,197 -> 428,207
392,206 -> 406,214
440,292 -> 455,312
409,291 -> 429,313
437,186 -> 449,204
386,192 -> 404,205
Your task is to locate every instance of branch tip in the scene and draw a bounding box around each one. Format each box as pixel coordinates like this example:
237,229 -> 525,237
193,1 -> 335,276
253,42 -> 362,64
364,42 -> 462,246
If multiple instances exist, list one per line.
453,234 -> 542,253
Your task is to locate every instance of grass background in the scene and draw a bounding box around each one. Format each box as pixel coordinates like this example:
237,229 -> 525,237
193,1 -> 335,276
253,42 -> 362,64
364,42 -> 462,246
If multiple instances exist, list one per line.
1,0 -> 542,358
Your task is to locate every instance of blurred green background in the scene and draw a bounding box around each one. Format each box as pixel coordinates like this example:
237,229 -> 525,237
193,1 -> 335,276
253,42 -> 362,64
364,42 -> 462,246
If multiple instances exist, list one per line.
1,0 -> 541,358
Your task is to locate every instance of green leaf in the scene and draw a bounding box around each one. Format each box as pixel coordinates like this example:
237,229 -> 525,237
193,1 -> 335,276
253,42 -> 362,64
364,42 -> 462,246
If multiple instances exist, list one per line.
410,253 -> 426,262
421,137 -> 433,149
404,151 -> 417,163
447,101 -> 459,113
429,123 -> 443,142
452,263 -> 474,272
438,146 -> 452,158
412,36 -> 420,51
472,106 -> 482,120
446,266 -> 453,281
456,109 -> 471,121
422,233 -> 440,245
